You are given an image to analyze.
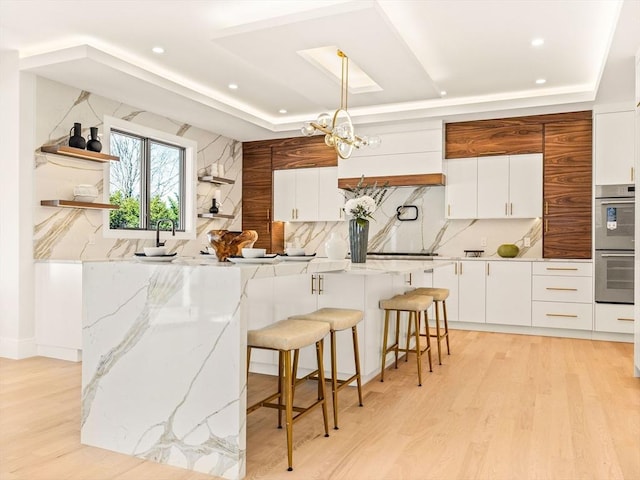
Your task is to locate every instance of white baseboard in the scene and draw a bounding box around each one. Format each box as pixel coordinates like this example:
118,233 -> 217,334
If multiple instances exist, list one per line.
0,336 -> 36,359
36,345 -> 82,362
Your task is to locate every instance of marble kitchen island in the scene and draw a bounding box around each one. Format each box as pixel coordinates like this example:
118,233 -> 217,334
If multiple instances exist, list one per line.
81,258 -> 428,479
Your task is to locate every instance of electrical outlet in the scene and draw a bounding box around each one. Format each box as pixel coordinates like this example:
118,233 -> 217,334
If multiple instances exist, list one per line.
480,237 -> 487,247
524,237 -> 531,247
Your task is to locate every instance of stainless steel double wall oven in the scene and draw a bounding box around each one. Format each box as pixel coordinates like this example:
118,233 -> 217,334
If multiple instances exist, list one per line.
594,184 -> 635,304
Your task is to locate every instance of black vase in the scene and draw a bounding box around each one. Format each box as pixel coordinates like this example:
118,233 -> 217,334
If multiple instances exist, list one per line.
209,198 -> 219,214
86,127 -> 102,152
69,122 -> 86,149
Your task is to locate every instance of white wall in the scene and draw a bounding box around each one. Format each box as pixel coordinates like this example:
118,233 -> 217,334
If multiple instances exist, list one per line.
0,51 -> 36,359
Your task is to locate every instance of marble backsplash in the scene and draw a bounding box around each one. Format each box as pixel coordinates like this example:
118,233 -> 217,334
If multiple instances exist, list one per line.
34,77 -> 242,261
286,185 -> 543,259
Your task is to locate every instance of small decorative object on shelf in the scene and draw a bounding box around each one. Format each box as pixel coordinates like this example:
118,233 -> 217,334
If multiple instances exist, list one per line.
209,198 -> 219,214
69,122 -> 86,149
464,250 -> 484,258
325,232 -> 348,260
86,127 -> 102,152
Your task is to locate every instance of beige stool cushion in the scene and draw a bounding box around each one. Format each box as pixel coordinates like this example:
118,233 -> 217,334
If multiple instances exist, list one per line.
290,308 -> 363,331
407,287 -> 449,301
379,294 -> 433,311
248,319 -> 330,351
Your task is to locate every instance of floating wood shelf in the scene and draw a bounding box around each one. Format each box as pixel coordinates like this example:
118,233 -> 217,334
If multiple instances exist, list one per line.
40,145 -> 120,162
338,173 -> 446,190
198,176 -> 235,185
198,213 -> 234,219
41,200 -> 119,210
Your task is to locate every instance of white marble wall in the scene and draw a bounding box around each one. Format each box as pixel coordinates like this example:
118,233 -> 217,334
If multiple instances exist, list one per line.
34,77 -> 242,261
286,185 -> 543,258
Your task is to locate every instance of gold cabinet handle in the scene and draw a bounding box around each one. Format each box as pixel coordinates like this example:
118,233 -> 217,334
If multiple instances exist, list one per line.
631,167 -> 635,182
617,317 -> 634,322
448,204 -> 451,217
266,208 -> 270,220
544,201 -> 548,215
505,203 -> 508,216
406,273 -> 412,285
486,263 -> 490,276
546,287 -> 578,291
267,221 -> 270,234
311,274 -> 317,294
544,219 -> 549,233
459,262 -> 463,275
510,203 -> 513,215
454,262 -> 458,275
318,274 -> 324,294
546,267 -> 578,271
546,313 -> 578,318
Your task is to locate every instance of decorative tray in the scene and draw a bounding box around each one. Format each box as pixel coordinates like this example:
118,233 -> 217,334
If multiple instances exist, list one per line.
134,252 -> 177,263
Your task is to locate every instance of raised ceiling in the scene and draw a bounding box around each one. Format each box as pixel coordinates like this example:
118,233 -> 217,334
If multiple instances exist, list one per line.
0,0 -> 638,141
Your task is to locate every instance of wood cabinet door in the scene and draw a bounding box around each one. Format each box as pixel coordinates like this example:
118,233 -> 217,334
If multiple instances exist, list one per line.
543,120 -> 593,259
242,143 -> 274,251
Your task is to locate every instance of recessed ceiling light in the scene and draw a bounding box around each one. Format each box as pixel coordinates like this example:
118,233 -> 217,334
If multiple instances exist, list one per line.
228,83 -> 238,90
531,38 -> 544,47
535,78 -> 546,85
440,90 -> 447,96
279,109 -> 287,114
152,46 -> 165,54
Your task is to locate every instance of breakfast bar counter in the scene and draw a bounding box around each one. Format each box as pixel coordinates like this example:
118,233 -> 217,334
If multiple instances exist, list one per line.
81,258 -> 428,479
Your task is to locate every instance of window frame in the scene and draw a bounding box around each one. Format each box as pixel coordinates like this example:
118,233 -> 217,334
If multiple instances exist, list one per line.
102,116 -> 197,241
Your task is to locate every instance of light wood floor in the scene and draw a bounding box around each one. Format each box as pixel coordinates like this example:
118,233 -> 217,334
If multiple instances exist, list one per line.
1,331 -> 638,480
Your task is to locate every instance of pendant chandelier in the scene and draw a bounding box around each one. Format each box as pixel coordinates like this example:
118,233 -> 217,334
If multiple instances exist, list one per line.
301,49 -> 381,159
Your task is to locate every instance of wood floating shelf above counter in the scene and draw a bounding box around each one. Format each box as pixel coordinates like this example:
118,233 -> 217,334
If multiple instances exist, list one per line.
197,213 -> 234,219
197,176 -> 235,185
338,173 -> 446,190
40,145 -> 120,162
40,200 -> 119,210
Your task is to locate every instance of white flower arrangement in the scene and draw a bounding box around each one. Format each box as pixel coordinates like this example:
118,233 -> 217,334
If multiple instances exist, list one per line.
343,176 -> 389,226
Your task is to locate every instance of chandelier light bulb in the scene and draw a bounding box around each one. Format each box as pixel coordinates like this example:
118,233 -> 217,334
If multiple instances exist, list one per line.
324,134 -> 335,147
368,136 -> 382,149
316,113 -> 331,128
301,122 -> 315,136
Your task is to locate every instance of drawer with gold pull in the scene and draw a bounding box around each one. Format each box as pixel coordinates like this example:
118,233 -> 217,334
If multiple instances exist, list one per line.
532,301 -> 593,330
532,275 -> 592,303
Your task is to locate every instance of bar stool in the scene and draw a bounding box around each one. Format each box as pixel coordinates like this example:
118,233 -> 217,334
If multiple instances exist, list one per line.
406,287 -> 451,365
378,294 -> 433,386
290,308 -> 364,430
247,319 -> 330,472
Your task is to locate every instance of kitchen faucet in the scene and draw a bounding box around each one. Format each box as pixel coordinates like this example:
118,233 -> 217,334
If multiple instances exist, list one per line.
155,218 -> 176,247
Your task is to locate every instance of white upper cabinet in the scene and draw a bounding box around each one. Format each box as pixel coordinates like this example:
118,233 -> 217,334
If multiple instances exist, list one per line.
338,122 -> 443,179
477,154 -> 542,218
273,167 -> 342,222
447,153 -> 541,219
594,110 -> 635,185
445,157 -> 477,219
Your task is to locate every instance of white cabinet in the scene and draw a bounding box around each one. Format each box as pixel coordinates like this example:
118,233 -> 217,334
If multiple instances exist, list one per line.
594,110 -> 635,185
445,157 -> 477,219
432,261 -> 460,322
531,261 -> 593,331
594,303 -> 634,334
485,261 -> 532,326
273,167 -> 343,222
35,262 -> 83,361
446,154 -> 541,219
458,261 -> 486,324
477,154 -> 542,218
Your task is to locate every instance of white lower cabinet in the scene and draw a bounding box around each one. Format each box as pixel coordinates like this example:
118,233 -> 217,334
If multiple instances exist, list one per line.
247,270 -> 416,382
486,261 -> 532,326
458,261 -> 486,324
595,303 -> 635,334
531,261 -> 593,331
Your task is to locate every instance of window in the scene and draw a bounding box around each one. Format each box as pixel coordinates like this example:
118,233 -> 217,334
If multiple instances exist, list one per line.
103,116 -> 196,240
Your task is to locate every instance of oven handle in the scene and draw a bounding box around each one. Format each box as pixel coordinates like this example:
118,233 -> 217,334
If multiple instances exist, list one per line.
599,200 -> 635,205
600,253 -> 635,257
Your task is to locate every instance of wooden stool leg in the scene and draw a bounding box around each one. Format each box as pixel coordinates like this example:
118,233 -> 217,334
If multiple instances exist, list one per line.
413,311 -> 422,386
352,325 -> 364,407
246,346 -> 252,382
329,330 -> 339,429
283,349 -> 294,471
380,310 -> 390,382
425,310 -> 433,372
434,301 -> 442,365
394,311 -> 400,368
443,300 -> 451,354
316,339 -> 330,438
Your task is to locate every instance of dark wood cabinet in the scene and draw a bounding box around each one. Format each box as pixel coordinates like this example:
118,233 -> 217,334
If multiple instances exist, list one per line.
271,136 -> 337,170
543,119 -> 593,259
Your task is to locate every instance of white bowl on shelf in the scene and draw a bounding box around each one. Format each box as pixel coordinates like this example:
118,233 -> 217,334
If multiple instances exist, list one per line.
242,248 -> 266,258
73,194 -> 99,203
73,184 -> 99,203
144,246 -> 168,256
